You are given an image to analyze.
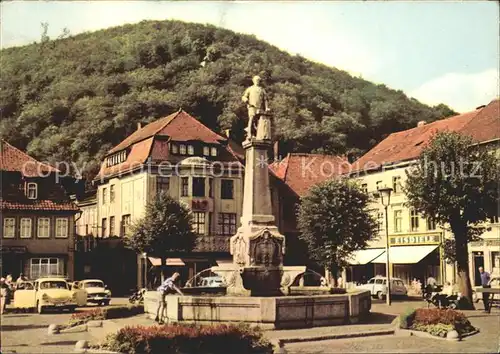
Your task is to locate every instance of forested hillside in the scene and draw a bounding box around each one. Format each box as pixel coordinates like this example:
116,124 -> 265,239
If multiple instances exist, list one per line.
0,20 -> 456,179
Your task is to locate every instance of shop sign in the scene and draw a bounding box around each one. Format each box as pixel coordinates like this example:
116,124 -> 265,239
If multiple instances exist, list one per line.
0,246 -> 27,254
390,234 -> 441,245
192,199 -> 209,211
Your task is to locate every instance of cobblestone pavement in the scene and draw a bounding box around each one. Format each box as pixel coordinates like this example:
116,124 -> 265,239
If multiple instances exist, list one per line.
0,297 -> 130,353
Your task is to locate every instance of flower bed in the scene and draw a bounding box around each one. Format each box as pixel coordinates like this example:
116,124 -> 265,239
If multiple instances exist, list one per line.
67,305 -> 143,328
399,308 -> 476,338
97,323 -> 273,354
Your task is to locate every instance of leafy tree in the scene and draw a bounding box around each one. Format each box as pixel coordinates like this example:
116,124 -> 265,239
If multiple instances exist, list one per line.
405,131 -> 499,308
0,20 -> 456,180
297,179 -> 378,286
125,192 -> 196,280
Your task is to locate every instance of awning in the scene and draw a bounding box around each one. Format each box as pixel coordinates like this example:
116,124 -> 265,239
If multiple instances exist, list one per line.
148,257 -> 186,266
348,249 -> 385,265
372,245 -> 438,264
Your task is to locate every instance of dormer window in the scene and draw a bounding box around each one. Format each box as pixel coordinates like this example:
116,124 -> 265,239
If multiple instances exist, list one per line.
203,146 -> 210,156
187,145 -> 195,155
210,147 -> 217,157
26,182 -> 38,199
171,144 -> 179,154
179,144 -> 187,155
106,150 -> 127,167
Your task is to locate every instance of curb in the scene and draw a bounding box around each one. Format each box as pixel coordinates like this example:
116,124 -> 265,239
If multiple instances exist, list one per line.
277,329 -> 396,344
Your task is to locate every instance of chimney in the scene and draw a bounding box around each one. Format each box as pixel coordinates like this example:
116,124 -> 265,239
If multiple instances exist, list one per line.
417,121 -> 426,127
137,122 -> 142,131
224,129 -> 231,138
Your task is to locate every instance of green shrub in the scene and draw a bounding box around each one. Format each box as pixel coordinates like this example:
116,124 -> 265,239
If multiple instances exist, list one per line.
67,305 -> 143,328
411,323 -> 453,337
100,323 -> 273,354
399,308 -> 416,329
69,309 -> 105,327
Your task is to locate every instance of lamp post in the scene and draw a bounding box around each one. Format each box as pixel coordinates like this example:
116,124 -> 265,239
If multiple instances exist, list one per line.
142,252 -> 148,289
376,187 -> 393,306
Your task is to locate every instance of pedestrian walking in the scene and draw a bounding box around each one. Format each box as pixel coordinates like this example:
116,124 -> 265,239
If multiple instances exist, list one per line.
155,272 -> 183,324
1,277 -> 8,314
479,266 -> 491,313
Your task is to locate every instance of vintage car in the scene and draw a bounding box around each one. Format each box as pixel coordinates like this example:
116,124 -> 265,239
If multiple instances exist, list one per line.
78,279 -> 111,305
13,277 -> 87,313
357,276 -> 408,299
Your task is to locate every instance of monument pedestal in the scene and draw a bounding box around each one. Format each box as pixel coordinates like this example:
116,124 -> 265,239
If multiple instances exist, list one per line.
226,134 -> 286,296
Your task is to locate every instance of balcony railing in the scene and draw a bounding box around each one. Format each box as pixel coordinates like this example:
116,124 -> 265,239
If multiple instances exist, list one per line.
194,235 -> 231,252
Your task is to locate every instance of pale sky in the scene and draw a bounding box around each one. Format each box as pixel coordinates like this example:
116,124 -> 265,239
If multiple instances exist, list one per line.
1,1 -> 499,113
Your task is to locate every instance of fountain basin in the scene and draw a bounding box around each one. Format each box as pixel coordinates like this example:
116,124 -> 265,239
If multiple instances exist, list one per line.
144,289 -> 371,329
240,266 -> 283,296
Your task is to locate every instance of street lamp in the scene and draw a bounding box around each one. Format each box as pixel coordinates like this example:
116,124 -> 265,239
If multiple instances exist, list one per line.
142,252 -> 148,289
375,187 -> 393,306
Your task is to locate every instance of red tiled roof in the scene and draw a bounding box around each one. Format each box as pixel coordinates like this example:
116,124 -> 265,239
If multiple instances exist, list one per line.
108,110 -> 226,155
0,140 -> 59,177
351,98 -> 500,173
269,153 -> 351,197
0,199 -> 80,212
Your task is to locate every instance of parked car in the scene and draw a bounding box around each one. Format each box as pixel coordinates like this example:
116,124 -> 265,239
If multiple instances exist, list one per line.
199,276 -> 225,288
357,276 -> 408,299
472,275 -> 500,305
13,277 -> 87,313
78,279 -> 111,306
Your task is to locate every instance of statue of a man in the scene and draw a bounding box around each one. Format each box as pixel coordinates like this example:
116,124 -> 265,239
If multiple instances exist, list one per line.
242,75 -> 270,138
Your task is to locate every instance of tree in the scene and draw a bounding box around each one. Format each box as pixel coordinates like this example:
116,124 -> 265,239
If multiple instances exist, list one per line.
297,179 -> 378,286
125,192 -> 196,280
405,131 -> 499,308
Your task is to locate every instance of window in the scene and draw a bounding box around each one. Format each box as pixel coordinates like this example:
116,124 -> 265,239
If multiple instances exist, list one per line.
30,258 -> 63,279
171,144 -> 179,154
3,218 -> 15,238
110,185 -> 115,203
179,144 -> 187,155
192,177 -> 205,197
193,212 -> 206,235
20,218 -> 32,238
106,151 -> 127,167
492,252 -> 500,269
368,279 -> 375,284
55,218 -> 68,238
157,177 -> 170,196
427,217 -> 436,231
208,212 -> 213,234
221,179 -> 234,200
376,181 -> 382,190
37,218 -> 50,238
122,215 -> 131,236
361,183 -> 368,194
102,188 -> 107,205
203,146 -> 210,156
377,212 -> 384,233
394,210 -> 402,233
218,213 -> 237,236
410,209 -> 419,232
208,178 -> 213,198
210,147 -> 217,157
187,145 -> 195,155
26,182 -> 38,199
101,218 -> 107,238
181,177 -> 189,197
375,279 -> 384,284
109,216 -> 115,236
392,176 -> 401,193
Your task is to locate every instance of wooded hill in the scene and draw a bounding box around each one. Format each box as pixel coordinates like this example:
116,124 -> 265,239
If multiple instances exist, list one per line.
0,20 -> 456,179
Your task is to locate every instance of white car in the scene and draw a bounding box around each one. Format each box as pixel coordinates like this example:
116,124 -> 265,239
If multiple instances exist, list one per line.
199,276 -> 225,288
78,279 -> 111,305
357,277 -> 408,299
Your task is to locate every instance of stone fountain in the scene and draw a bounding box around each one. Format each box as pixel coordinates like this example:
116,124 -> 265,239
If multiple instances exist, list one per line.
143,77 -> 371,328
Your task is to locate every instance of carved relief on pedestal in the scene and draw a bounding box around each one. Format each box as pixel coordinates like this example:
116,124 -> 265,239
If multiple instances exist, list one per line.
230,234 -> 247,267
249,229 -> 283,267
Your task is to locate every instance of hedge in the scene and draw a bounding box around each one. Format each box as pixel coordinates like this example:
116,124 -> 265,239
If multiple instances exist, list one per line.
100,323 -> 273,354
399,308 -> 475,336
68,305 -> 143,327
